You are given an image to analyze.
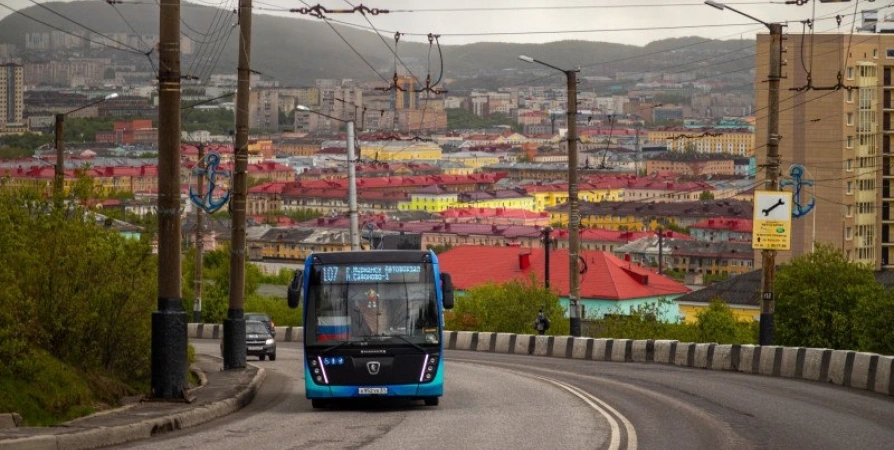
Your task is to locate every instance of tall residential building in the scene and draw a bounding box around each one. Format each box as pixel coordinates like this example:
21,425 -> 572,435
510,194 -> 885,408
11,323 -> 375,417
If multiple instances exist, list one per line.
0,63 -> 24,128
248,89 -> 279,131
754,33 -> 886,268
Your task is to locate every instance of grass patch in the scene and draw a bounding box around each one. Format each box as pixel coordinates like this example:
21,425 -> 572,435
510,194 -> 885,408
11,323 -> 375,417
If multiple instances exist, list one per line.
0,350 -> 96,426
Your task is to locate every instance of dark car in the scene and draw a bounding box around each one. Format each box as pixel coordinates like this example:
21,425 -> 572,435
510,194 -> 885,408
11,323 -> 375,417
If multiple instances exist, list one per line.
221,320 -> 277,361
245,312 -> 275,336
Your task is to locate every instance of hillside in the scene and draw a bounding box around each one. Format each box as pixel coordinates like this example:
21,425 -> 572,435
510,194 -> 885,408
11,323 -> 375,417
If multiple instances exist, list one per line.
0,1 -> 755,87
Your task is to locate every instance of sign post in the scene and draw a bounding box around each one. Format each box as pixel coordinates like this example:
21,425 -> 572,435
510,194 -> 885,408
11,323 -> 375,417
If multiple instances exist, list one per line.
752,191 -> 793,251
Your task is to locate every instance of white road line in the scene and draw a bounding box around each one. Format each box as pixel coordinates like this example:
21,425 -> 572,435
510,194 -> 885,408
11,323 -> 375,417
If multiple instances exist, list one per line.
532,374 -> 623,450
452,358 -> 638,450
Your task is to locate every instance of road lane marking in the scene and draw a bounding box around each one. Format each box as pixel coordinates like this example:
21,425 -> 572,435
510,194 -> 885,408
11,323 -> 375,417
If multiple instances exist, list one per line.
452,358 -> 637,450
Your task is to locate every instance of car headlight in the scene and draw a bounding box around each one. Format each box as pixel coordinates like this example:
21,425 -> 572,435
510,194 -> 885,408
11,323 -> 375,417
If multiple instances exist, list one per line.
265,338 -> 274,345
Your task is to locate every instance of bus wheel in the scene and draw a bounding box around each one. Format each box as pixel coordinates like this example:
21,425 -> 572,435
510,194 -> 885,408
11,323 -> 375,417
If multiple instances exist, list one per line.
311,399 -> 327,409
423,397 -> 439,406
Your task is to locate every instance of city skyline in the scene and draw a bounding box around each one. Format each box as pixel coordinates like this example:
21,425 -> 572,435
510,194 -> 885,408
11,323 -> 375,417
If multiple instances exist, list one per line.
0,0 -> 883,47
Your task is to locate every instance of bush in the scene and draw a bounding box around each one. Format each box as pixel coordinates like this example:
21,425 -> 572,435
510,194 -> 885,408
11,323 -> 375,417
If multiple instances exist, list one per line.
0,191 -> 157,402
244,294 -> 303,326
444,275 -> 568,335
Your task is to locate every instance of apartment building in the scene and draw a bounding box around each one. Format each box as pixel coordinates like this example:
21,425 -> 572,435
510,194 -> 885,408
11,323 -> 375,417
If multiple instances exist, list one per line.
754,32 -> 887,268
647,127 -> 754,156
0,63 -> 24,129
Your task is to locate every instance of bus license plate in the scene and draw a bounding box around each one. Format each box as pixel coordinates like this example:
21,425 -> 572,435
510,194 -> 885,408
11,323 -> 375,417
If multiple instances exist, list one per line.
358,387 -> 388,395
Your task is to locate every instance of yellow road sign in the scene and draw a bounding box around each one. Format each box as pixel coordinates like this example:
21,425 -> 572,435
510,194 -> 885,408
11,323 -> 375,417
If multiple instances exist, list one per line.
752,191 -> 793,250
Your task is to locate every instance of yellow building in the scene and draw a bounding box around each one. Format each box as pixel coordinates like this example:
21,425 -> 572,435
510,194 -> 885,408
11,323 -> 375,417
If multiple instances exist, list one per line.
677,303 -> 758,323
647,128 -> 755,156
454,191 -> 534,211
522,183 -> 625,212
398,185 -> 459,212
442,152 -> 501,169
360,141 -> 442,161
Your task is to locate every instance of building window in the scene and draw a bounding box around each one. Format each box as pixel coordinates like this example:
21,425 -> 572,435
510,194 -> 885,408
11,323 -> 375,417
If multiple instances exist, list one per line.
847,181 -> 853,194
846,90 -> 854,103
847,136 -> 854,148
846,227 -> 853,240
847,112 -> 854,126
874,49 -> 879,59
847,66 -> 854,79
846,159 -> 853,172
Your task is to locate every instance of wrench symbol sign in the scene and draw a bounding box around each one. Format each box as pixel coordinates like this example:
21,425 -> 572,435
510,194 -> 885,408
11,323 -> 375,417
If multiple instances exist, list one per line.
762,198 -> 785,217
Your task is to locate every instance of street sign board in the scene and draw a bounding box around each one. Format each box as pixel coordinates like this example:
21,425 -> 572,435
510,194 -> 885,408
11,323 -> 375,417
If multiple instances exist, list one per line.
752,191 -> 793,250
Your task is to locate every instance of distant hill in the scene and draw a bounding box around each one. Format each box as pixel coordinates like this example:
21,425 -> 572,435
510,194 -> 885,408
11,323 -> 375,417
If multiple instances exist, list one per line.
0,1 -> 756,87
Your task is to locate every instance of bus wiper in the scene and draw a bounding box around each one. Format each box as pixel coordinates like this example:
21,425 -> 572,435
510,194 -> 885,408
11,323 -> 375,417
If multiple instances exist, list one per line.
320,340 -> 352,354
387,334 -> 425,352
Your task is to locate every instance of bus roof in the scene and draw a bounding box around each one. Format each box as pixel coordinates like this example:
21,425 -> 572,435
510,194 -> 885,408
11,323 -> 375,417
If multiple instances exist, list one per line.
310,250 -> 434,264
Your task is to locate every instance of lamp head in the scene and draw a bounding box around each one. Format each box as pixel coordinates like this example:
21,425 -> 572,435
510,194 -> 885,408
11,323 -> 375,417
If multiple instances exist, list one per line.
296,105 -> 310,111
704,0 -> 726,10
518,55 -> 535,64
104,93 -> 119,100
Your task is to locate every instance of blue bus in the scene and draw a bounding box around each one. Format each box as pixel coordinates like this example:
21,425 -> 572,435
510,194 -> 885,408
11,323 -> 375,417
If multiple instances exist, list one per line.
288,250 -> 454,408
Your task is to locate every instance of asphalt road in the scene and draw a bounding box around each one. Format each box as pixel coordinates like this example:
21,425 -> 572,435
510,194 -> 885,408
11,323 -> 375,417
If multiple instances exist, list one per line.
113,341 -> 894,450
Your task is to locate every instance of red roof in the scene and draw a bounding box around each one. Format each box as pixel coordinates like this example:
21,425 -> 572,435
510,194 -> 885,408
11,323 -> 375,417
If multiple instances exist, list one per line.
689,217 -> 753,233
437,246 -> 689,301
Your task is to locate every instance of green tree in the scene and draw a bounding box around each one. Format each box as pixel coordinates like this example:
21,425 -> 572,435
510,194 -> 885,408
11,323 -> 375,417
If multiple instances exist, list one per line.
855,288 -> 894,355
446,108 -> 520,132
694,300 -> 754,344
444,275 -> 568,335
775,244 -> 883,350
181,245 -> 263,324
699,190 -> 715,201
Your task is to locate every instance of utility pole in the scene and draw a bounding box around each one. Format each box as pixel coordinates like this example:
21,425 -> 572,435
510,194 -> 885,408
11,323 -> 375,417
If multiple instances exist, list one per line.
151,0 -> 187,399
54,113 -> 64,198
193,144 -> 204,323
657,228 -> 664,275
541,226 -> 552,289
566,69 -> 582,338
347,121 -> 360,250
224,0 -> 252,370
759,22 -> 783,346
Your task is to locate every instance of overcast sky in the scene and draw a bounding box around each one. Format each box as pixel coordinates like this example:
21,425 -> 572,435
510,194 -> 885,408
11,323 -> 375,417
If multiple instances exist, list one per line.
0,0 -> 885,46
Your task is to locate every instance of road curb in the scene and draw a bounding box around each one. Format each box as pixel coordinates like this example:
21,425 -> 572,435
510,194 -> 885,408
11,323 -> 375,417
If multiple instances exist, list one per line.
0,366 -> 266,450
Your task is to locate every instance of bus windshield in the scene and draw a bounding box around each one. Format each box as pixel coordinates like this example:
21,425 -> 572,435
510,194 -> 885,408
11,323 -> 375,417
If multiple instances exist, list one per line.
305,262 -> 440,347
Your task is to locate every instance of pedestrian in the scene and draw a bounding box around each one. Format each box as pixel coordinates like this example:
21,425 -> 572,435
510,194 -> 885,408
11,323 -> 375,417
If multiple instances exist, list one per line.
534,309 -> 550,335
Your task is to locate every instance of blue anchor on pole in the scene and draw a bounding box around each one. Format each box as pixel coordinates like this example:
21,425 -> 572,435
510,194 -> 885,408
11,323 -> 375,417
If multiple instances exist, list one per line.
189,152 -> 231,213
780,164 -> 815,218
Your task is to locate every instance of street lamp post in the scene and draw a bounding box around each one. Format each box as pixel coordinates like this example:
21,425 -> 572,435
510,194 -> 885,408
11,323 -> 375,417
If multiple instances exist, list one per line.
54,93 -> 118,198
519,55 -> 582,337
297,105 -> 360,250
705,0 -> 782,346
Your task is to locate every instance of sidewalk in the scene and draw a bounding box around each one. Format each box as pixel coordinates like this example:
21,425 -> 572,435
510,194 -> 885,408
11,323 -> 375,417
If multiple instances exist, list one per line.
0,355 -> 265,450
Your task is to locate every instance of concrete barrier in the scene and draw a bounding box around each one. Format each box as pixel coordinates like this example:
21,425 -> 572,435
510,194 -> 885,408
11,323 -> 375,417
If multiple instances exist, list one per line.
571,338 -> 593,360
551,336 -> 574,358
802,348 -> 831,381
738,345 -> 759,374
476,332 -> 496,352
780,347 -> 803,378
592,339 -> 612,361
850,352 -> 878,390
185,325 -> 893,398
828,350 -> 855,386
611,339 -> 632,362
494,333 -> 515,354
875,356 -> 893,396
455,331 -> 476,351
514,334 -> 535,355
532,336 -> 552,357
654,340 -> 677,364
693,343 -> 713,369
674,343 -> 695,367
711,345 -> 734,371
631,340 -> 653,362
759,346 -> 783,377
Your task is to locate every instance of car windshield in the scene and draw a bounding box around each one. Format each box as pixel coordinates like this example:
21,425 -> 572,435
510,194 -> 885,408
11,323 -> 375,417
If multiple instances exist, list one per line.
246,322 -> 269,335
246,314 -> 269,322
305,262 -> 440,347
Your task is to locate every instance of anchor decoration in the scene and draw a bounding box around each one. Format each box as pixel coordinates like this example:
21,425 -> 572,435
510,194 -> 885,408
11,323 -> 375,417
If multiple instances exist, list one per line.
780,164 -> 815,218
189,152 -> 231,213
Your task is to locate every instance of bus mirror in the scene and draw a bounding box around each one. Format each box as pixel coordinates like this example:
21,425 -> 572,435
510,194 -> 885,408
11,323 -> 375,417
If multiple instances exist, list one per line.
287,269 -> 303,309
440,272 -> 455,310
